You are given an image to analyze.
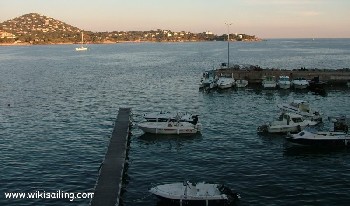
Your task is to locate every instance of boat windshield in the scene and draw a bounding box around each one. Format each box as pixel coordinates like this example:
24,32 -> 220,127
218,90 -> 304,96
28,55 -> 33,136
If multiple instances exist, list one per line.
292,118 -> 303,123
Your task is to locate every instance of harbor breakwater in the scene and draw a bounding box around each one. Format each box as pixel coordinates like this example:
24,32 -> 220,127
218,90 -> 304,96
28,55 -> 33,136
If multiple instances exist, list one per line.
216,67 -> 350,85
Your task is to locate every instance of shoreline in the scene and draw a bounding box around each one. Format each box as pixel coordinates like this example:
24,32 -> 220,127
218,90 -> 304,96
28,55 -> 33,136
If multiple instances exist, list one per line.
0,39 -> 262,47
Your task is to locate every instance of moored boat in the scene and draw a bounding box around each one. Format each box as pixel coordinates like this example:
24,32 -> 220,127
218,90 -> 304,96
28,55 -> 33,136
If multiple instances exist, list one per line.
138,121 -> 202,135
149,181 -> 240,205
200,70 -> 218,89
262,76 -> 277,89
235,79 -> 248,88
217,76 -> 235,89
258,112 -> 318,134
286,116 -> 349,147
308,76 -> 327,95
292,77 -> 309,89
277,100 -> 322,123
277,75 -> 291,89
75,31 -> 87,51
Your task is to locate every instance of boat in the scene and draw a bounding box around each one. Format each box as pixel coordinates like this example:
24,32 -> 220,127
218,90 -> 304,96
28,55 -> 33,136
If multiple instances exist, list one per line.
235,79 -> 248,88
292,77 -> 309,89
308,76 -> 326,95
257,112 -> 318,134
217,76 -> 235,89
286,116 -> 349,147
149,181 -> 239,205
200,70 -> 218,89
277,75 -> 291,89
75,32 -> 87,51
277,100 -> 322,123
262,76 -> 277,89
138,120 -> 202,135
143,111 -> 199,124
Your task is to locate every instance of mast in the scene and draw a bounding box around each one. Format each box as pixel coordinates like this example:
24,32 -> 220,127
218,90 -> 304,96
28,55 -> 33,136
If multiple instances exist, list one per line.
225,23 -> 232,69
81,32 -> 84,46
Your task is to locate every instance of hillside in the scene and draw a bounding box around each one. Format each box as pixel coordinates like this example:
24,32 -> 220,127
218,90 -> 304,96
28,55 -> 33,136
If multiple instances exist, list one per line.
0,13 -> 261,45
0,13 -> 82,44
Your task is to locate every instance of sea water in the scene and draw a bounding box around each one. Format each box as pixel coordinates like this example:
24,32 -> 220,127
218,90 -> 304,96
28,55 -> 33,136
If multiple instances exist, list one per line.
0,39 -> 350,206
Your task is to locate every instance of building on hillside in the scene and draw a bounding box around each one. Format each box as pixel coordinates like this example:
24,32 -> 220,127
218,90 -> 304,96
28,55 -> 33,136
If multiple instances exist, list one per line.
0,31 -> 16,39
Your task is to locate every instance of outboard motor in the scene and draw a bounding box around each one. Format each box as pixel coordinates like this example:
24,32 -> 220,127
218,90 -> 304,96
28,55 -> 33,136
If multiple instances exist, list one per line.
192,115 -> 199,125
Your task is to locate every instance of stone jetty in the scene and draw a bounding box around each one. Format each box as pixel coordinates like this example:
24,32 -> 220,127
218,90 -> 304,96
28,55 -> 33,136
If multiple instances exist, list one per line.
215,65 -> 350,85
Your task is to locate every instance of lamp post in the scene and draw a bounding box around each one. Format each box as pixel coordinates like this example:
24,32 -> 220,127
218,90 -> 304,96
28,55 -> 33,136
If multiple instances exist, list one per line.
225,23 -> 232,68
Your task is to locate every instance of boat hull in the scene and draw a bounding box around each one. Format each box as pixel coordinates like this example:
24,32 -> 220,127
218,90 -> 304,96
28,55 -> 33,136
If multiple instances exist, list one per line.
149,182 -> 239,205
293,83 -> 309,89
287,131 -> 350,147
235,80 -> 248,88
138,122 -> 201,135
262,82 -> 277,89
76,47 -> 87,51
154,196 -> 231,206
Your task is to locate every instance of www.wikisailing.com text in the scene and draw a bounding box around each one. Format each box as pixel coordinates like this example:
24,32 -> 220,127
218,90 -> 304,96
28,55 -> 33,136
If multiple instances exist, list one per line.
4,190 -> 94,201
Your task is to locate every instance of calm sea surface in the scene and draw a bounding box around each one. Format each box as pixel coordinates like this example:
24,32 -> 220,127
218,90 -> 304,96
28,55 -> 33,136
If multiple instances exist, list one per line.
1,39 -> 350,206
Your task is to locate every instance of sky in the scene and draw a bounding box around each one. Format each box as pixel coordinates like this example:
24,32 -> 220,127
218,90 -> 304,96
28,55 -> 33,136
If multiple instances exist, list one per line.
1,0 -> 350,38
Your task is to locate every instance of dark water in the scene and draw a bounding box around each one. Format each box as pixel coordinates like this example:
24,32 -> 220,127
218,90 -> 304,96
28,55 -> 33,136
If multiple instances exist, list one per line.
0,39 -> 350,206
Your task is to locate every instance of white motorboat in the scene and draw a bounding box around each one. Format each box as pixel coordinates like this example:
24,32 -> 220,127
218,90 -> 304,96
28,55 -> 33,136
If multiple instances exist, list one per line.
149,181 -> 239,205
292,77 -> 309,89
258,112 -> 318,134
286,116 -> 349,146
278,75 -> 291,89
138,121 -> 202,135
217,76 -> 235,89
262,76 -> 277,89
235,79 -> 248,88
143,111 -> 199,124
200,70 -> 218,89
75,31 -> 87,51
277,100 -> 322,123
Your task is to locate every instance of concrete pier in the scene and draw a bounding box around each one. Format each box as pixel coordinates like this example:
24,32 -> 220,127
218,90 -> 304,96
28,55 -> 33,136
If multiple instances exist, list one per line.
90,108 -> 131,206
216,68 -> 350,85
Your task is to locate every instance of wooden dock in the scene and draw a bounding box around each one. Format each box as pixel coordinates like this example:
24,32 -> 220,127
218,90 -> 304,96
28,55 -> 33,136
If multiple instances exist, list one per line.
215,68 -> 350,85
90,108 -> 131,206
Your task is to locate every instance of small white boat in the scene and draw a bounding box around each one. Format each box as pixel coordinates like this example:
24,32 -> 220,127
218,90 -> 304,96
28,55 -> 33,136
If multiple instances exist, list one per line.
217,76 -> 235,89
277,100 -> 322,123
138,121 -> 202,135
258,112 -> 318,134
76,31 -> 87,51
235,79 -> 248,88
262,76 -> 277,89
143,111 -> 198,124
149,181 -> 239,205
292,77 -> 309,89
200,70 -> 218,89
278,75 -> 291,89
286,116 -> 349,146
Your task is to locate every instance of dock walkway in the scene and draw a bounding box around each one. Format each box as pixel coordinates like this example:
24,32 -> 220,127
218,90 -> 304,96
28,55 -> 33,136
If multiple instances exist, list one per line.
90,108 -> 131,206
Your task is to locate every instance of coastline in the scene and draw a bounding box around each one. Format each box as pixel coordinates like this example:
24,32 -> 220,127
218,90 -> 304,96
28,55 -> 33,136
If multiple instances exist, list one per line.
0,39 -> 263,47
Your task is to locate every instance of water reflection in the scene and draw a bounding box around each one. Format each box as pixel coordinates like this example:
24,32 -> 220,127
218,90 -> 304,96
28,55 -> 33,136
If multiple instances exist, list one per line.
283,143 -> 350,157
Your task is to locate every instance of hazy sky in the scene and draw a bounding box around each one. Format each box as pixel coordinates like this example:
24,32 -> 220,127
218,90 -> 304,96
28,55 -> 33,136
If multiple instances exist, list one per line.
1,0 -> 349,38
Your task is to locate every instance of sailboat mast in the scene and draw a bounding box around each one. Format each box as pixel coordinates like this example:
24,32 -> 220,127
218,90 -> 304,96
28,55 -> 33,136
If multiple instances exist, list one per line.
225,23 -> 232,69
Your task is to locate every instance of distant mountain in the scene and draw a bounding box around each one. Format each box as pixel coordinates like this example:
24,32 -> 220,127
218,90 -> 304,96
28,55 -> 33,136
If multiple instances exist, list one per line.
1,13 -> 81,34
0,13 -> 83,44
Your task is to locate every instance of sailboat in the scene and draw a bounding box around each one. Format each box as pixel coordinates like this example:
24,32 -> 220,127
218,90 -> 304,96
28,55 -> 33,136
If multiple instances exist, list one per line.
76,32 -> 87,51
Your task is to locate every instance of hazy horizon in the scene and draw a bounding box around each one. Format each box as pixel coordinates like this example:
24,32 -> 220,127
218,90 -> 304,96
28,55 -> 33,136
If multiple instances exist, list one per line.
1,0 -> 350,38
